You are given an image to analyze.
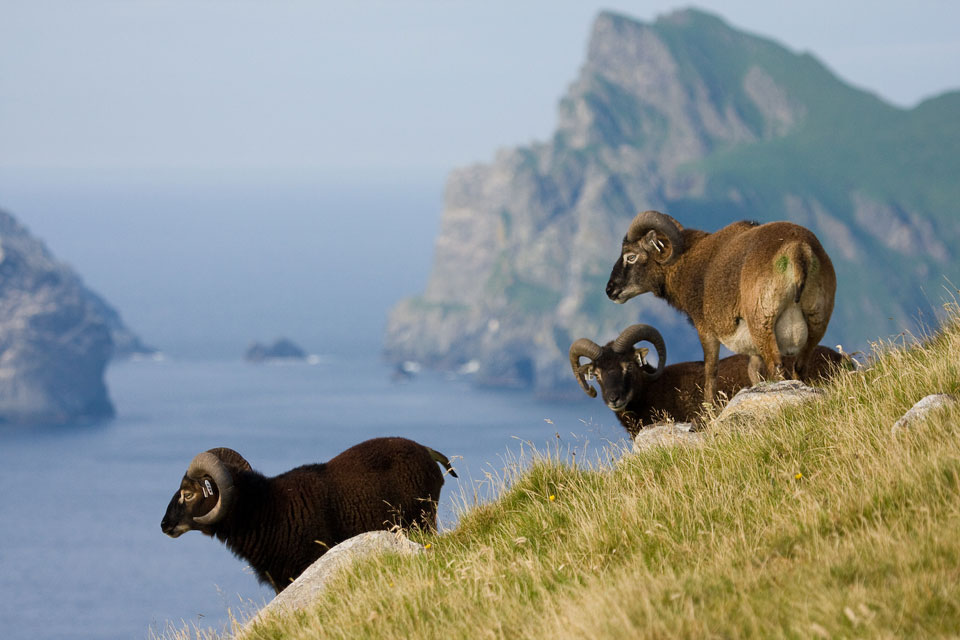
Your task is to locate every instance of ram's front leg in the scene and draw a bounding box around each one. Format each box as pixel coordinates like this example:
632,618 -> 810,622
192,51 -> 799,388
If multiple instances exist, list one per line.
747,355 -> 766,384
699,334 -> 721,404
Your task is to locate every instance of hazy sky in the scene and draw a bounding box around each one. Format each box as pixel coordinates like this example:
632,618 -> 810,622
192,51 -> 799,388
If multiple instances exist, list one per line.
2,1 -> 958,182
1,1 -> 957,357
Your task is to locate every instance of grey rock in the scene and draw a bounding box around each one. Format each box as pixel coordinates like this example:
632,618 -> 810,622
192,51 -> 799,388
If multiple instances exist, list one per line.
246,531 -> 423,630
714,380 -> 825,425
0,209 -> 148,423
891,394 -> 959,435
632,422 -> 702,452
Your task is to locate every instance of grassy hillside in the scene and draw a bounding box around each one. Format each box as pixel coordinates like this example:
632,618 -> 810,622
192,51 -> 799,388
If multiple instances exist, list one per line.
165,303 -> 960,639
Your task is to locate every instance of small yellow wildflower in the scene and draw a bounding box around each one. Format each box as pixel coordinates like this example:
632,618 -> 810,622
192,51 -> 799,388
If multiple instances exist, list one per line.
424,543 -> 432,550
795,472 -> 803,480
549,494 -> 556,502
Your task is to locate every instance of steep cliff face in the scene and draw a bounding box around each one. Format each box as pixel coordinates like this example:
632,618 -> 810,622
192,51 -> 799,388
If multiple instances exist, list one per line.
0,211 -> 147,423
386,9 -> 960,395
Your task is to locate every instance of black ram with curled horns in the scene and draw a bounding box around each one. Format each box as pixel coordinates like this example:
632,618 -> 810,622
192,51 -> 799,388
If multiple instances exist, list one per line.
571,324 -> 849,436
161,437 -> 457,593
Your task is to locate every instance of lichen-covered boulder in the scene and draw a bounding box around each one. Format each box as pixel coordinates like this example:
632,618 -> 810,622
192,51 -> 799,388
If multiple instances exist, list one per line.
632,422 -> 702,452
714,380 -> 825,425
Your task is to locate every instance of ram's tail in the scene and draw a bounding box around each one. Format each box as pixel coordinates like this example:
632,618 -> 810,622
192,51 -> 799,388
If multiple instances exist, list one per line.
428,448 -> 458,478
778,242 -> 815,304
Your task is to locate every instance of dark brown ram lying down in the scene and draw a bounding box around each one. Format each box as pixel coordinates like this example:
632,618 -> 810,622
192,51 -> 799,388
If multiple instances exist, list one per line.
606,211 -> 836,404
161,437 -> 457,593
570,324 -> 848,437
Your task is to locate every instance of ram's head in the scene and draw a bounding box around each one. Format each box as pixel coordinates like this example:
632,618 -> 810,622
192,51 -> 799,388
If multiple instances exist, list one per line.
161,448 -> 251,538
569,324 -> 666,411
606,210 -> 684,303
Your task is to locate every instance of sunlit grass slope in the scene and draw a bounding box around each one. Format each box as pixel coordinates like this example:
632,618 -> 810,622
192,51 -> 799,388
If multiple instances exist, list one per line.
196,307 -> 960,639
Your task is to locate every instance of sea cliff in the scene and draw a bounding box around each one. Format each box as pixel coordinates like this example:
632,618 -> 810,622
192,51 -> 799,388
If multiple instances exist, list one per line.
0,210 -> 149,423
385,9 -> 960,394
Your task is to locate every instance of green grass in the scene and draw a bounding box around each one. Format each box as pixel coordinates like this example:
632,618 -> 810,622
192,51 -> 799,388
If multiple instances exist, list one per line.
156,305 -> 960,639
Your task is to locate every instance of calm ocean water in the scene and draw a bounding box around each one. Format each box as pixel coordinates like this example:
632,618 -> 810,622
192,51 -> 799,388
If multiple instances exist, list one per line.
0,355 -> 625,639
0,173 -> 629,637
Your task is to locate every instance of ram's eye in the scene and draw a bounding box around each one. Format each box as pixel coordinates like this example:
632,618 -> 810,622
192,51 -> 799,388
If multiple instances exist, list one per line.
181,490 -> 196,502
623,253 -> 639,265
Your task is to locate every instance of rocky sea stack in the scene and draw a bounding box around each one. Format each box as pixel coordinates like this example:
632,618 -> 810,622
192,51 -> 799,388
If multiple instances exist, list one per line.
245,338 -> 308,363
0,210 -> 150,424
385,9 -> 960,395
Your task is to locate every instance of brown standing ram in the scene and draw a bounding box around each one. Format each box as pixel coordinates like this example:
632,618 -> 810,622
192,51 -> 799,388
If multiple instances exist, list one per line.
605,211 -> 836,403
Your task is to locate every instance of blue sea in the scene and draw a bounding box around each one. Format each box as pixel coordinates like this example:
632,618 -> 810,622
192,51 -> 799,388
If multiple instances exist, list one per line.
0,172 -> 630,638
0,355 -> 625,639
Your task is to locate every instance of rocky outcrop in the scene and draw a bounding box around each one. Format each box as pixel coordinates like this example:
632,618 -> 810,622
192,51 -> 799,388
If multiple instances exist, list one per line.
891,394 -> 958,435
632,422 -> 702,452
245,338 -> 308,363
385,8 -> 960,395
630,386 -> 959,449
0,210 -> 148,423
629,381 -> 825,451
714,380 -> 825,425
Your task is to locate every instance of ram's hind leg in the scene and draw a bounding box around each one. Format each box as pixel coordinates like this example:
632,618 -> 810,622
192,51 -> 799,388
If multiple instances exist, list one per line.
782,347 -> 799,380
793,347 -> 811,382
797,295 -> 832,382
793,332 -> 822,383
750,322 -> 785,383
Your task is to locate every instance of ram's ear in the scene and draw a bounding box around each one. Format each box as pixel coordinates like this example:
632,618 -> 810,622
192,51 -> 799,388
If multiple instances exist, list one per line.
639,229 -> 677,263
626,211 -> 683,264
634,347 -> 649,366
578,363 -> 596,380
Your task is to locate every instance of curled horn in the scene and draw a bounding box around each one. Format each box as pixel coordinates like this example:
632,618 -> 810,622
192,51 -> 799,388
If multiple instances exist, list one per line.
186,451 -> 236,525
569,338 -> 603,397
205,447 -> 252,473
612,324 -> 667,381
626,210 -> 683,264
